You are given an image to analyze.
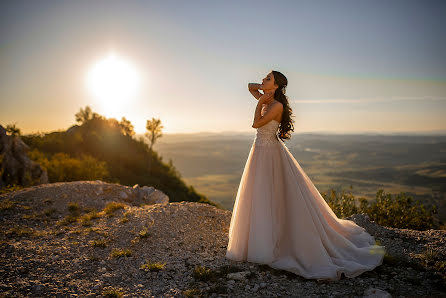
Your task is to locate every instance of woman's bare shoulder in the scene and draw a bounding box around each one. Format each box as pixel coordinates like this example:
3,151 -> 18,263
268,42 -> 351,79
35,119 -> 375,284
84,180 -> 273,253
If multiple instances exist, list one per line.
272,100 -> 283,109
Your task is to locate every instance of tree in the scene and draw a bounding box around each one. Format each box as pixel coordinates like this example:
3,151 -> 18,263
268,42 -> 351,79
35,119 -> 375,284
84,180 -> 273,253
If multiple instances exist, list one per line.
145,118 -> 164,174
5,123 -> 21,136
75,105 -> 92,124
75,105 -> 103,125
119,117 -> 135,137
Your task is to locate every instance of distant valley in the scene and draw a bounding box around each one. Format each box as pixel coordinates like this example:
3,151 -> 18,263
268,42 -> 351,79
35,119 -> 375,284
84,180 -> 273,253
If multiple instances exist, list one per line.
152,132 -> 446,222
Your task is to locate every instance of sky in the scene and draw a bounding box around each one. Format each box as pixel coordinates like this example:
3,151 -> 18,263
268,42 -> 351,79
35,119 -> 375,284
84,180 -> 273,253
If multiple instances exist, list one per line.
1,0 -> 445,135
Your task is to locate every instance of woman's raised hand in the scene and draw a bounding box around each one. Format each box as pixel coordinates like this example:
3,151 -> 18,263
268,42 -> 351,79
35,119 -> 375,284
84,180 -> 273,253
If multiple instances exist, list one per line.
248,83 -> 262,90
258,91 -> 274,105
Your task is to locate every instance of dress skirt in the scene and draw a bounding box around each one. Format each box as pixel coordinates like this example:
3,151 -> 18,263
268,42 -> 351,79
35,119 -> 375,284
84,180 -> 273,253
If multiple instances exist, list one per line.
225,134 -> 386,280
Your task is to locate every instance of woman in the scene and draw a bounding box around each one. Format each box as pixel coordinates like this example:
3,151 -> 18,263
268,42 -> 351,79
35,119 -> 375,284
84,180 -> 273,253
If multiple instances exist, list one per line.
225,70 -> 386,281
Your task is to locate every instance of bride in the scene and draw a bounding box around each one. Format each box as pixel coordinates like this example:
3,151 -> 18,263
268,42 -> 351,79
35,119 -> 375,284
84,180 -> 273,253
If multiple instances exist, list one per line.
225,70 -> 386,281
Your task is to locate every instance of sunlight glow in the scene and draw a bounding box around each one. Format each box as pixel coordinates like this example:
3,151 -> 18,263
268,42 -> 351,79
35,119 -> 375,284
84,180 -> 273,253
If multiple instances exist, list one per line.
85,52 -> 141,117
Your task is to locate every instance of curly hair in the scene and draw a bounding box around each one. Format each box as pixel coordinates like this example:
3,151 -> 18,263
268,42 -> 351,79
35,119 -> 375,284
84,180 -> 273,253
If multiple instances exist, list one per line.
271,70 -> 295,141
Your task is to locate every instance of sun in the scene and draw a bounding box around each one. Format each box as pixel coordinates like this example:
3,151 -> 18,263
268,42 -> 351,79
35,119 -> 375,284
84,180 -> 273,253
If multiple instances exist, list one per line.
86,52 -> 141,117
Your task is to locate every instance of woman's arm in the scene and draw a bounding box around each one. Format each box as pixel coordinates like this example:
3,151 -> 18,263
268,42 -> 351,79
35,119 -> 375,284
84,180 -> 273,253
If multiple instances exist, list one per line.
252,101 -> 283,128
252,100 -> 263,126
252,92 -> 275,128
248,83 -> 262,100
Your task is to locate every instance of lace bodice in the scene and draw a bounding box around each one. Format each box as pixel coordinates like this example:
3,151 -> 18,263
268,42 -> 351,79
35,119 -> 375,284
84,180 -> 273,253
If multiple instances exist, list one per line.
254,104 -> 281,146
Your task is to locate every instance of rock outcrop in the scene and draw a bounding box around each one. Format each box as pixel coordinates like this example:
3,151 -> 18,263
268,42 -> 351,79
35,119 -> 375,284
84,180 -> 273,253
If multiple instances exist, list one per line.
0,181 -> 445,297
0,125 -> 48,188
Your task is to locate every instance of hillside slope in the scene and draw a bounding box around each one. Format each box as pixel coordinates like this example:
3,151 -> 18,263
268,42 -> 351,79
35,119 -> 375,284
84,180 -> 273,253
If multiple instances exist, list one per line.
0,181 -> 445,297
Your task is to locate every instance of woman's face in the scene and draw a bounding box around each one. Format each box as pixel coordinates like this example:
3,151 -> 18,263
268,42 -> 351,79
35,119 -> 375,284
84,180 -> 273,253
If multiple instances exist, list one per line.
260,72 -> 278,92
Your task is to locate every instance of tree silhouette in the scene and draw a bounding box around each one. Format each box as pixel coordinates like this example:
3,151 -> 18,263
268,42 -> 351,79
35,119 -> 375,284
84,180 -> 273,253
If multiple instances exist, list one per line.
119,117 -> 135,137
75,105 -> 102,124
145,118 -> 164,174
5,123 -> 21,136
75,106 -> 93,124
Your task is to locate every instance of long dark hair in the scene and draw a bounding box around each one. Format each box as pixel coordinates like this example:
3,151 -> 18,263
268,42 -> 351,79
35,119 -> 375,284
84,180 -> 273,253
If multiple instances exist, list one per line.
272,70 -> 295,141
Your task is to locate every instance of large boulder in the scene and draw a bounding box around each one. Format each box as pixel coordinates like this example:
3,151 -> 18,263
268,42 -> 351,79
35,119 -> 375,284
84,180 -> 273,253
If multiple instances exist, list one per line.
0,125 -> 48,188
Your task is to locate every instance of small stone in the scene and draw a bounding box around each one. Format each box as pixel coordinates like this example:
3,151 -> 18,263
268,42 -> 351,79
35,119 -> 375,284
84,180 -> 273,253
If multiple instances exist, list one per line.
31,284 -> 45,294
227,271 -> 251,281
363,287 -> 392,298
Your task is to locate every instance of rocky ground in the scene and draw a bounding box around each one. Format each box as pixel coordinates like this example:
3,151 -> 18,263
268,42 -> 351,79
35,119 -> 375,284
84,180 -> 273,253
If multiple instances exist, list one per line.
0,181 -> 445,297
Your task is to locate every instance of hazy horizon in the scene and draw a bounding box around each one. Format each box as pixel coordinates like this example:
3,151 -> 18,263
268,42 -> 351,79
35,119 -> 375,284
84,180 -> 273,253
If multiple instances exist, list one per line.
1,0 -> 445,135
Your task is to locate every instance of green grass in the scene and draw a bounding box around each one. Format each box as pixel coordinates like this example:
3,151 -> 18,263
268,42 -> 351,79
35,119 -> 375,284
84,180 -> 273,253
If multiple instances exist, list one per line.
43,208 -> 57,217
90,239 -> 107,248
192,265 -> 216,282
101,286 -> 124,297
0,184 -> 23,194
110,248 -> 131,258
57,214 -> 79,226
80,211 -> 100,226
68,202 -> 81,214
183,288 -> 202,297
5,226 -> 34,237
139,228 -> 150,238
418,247 -> 439,266
140,259 -> 166,272
0,199 -> 16,211
434,260 -> 446,273
104,202 -> 125,216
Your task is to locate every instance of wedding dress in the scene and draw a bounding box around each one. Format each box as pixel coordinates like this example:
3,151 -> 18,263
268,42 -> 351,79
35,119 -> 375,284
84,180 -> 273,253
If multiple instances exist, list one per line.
225,103 -> 386,280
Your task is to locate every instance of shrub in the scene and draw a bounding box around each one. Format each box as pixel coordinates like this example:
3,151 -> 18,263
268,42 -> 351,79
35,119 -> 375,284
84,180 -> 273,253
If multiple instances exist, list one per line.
28,149 -> 109,182
321,188 -> 437,230
0,184 -> 24,194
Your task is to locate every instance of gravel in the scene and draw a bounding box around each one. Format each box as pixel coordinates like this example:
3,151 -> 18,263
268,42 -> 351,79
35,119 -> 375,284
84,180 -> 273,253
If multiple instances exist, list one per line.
0,181 -> 445,297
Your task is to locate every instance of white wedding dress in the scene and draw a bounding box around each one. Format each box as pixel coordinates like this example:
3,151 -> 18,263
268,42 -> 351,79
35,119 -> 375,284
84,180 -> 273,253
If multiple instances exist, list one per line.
225,103 -> 386,280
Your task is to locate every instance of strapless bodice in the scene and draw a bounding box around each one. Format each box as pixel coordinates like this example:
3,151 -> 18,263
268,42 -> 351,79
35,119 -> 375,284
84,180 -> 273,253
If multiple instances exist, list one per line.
254,119 -> 280,146
253,104 -> 281,146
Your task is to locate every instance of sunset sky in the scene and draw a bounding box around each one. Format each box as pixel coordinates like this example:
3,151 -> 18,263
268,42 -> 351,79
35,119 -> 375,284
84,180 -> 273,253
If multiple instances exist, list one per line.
1,0 -> 445,135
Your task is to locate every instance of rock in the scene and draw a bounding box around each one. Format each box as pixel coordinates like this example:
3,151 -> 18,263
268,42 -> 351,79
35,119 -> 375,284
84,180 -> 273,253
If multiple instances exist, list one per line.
95,186 -> 103,195
147,189 -> 169,205
31,283 -> 46,294
118,191 -> 128,199
363,287 -> 392,298
227,271 -> 251,281
92,281 -> 103,291
0,125 -> 48,188
141,185 -> 155,196
131,184 -> 169,205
